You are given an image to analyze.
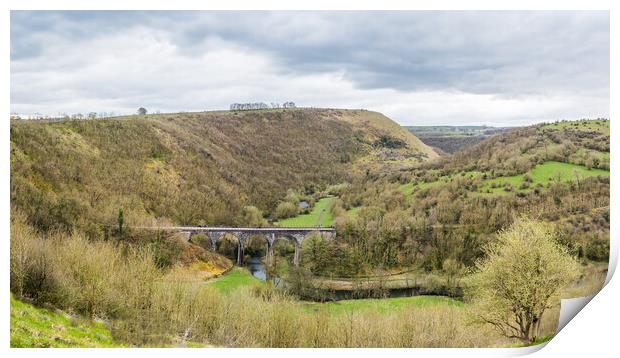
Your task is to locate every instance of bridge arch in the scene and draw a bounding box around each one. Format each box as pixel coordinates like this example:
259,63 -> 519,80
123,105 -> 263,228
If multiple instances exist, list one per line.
174,227 -> 336,267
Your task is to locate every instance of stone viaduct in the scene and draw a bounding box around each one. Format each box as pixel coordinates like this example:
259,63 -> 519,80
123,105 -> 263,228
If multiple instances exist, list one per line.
146,226 -> 336,266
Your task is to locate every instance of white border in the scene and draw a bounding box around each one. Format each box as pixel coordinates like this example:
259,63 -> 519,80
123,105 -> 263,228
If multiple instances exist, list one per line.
2,1 -> 616,357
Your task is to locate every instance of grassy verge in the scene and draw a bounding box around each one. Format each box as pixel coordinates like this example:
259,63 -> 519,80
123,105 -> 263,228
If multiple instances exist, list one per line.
277,196 -> 336,227
10,295 -> 118,348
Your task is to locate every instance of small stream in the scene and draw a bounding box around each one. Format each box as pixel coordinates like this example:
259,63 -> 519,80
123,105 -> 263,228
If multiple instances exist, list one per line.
245,255 -> 461,301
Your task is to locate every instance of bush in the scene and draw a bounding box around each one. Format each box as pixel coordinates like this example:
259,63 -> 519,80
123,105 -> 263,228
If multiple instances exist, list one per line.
275,202 -> 298,219
242,206 -> 267,227
373,135 -> 407,149
585,239 -> 609,261
190,233 -> 210,249
326,183 -> 350,196
10,213 -> 160,319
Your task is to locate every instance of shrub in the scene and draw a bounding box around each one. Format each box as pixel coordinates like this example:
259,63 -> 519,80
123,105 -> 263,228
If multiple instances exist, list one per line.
585,239 -> 609,261
242,206 -> 267,227
10,212 -> 160,319
275,202 -> 298,219
373,135 -> 407,149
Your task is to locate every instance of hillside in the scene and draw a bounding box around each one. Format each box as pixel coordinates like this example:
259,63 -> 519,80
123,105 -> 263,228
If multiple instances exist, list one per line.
330,119 -> 609,274
11,295 -> 118,348
10,108 -> 434,235
440,119 -> 610,173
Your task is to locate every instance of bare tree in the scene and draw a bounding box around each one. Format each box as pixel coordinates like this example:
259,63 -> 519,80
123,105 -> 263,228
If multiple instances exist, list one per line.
230,101 -> 294,111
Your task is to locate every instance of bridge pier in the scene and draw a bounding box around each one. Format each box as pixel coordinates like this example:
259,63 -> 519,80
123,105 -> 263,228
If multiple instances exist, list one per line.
235,232 -> 249,266
266,233 -> 275,267
237,244 -> 244,266
207,232 -> 221,251
293,241 -> 301,266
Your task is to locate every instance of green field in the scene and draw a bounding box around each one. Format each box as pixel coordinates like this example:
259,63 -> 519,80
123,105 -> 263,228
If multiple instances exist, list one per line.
481,161 -> 609,194
207,267 -> 267,294
10,295 -> 118,348
277,196 -> 336,227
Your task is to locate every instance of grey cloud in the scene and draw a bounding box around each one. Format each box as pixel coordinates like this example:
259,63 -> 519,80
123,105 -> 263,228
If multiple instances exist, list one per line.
10,11 -> 609,124
12,11 -> 609,95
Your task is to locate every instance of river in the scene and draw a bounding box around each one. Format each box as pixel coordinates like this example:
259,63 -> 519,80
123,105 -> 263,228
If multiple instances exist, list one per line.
247,256 -> 267,281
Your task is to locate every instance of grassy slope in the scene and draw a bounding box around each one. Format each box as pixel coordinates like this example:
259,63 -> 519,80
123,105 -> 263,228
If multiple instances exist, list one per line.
10,295 -> 118,348
400,161 -> 609,197
334,109 -> 438,171
400,177 -> 449,197
481,161 -> 609,194
399,119 -> 610,198
277,196 -> 336,227
444,119 -> 610,175
11,108 -> 433,232
543,119 -> 609,135
338,110 -> 437,159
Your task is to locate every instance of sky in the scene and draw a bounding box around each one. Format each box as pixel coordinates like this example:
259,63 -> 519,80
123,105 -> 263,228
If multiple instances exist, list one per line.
10,11 -> 609,126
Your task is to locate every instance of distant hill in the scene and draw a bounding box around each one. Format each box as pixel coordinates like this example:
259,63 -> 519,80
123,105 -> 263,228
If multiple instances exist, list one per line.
10,108 -> 435,233
406,125 -> 511,154
441,119 -> 610,174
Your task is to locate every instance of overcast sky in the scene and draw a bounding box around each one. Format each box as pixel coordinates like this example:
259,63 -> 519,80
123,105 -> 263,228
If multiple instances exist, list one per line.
10,11 -> 609,126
